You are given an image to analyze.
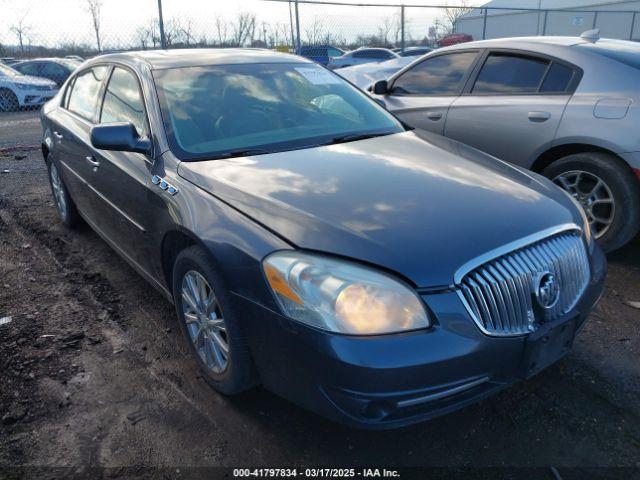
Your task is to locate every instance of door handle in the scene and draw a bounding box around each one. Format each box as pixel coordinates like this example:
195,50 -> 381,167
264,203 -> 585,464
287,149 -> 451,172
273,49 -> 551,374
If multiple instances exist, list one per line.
426,111 -> 443,121
85,156 -> 100,169
528,111 -> 551,122
53,131 -> 64,140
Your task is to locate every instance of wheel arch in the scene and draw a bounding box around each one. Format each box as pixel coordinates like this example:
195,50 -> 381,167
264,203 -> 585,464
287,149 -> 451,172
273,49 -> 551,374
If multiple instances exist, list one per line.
160,227 -> 201,295
531,143 -> 628,174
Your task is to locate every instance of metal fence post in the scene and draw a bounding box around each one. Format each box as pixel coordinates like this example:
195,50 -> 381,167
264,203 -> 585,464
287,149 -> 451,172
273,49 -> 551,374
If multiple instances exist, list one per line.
592,11 -> 599,29
542,10 -> 548,36
400,5 -> 405,52
157,0 -> 166,49
294,0 -> 301,53
482,8 -> 487,39
631,12 -> 637,40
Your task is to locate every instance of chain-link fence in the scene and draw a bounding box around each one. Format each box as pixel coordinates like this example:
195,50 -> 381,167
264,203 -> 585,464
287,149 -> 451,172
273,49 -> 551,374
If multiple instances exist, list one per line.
1,0 -> 639,112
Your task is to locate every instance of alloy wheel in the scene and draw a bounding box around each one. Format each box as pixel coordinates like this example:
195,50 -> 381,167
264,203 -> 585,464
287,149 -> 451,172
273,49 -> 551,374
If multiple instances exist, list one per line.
49,162 -> 68,221
181,270 -> 229,374
553,170 -> 615,239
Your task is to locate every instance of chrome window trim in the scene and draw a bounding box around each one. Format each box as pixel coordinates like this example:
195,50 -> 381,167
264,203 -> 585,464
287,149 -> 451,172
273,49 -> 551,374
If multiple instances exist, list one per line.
453,223 -> 581,285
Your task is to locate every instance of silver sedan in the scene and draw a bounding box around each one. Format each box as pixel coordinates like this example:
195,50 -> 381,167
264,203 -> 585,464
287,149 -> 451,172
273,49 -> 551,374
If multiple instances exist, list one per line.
370,32 -> 640,252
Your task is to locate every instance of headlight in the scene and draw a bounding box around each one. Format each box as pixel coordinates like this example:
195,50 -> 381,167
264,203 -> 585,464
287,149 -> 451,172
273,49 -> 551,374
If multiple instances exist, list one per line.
262,251 -> 430,335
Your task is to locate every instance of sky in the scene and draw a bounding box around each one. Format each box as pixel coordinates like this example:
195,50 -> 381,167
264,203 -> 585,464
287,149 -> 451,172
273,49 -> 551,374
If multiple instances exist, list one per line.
0,0 -> 486,50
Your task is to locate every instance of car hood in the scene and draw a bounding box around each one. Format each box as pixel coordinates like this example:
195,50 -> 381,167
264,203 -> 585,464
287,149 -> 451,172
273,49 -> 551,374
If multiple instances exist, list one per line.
338,58 -> 413,88
178,131 -> 582,288
8,75 -> 57,87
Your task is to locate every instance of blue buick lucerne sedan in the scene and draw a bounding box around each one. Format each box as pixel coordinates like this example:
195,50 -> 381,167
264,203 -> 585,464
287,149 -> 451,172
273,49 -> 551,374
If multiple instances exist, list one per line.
39,49 -> 606,428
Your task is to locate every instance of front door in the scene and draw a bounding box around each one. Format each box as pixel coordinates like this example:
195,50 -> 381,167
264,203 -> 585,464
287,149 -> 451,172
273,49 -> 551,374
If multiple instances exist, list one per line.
373,51 -> 480,135
86,66 -> 153,270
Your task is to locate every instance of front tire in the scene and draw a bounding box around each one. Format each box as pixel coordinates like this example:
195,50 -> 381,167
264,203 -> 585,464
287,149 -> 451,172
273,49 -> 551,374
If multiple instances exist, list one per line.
47,160 -> 81,228
0,88 -> 19,112
172,246 -> 258,395
543,152 -> 640,252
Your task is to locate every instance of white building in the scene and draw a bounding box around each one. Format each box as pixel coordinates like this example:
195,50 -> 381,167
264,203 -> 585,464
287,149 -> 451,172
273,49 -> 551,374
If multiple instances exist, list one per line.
455,0 -> 640,41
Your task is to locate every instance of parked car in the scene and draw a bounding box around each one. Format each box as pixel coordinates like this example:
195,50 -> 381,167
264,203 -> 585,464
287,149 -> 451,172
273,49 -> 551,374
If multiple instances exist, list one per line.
40,49 -> 605,429
370,33 -> 640,252
395,46 -> 434,57
0,63 -> 58,111
328,47 -> 399,69
337,56 -> 415,90
64,55 -> 84,62
297,45 -> 344,66
0,57 -> 19,66
13,58 -> 81,87
438,33 -> 473,47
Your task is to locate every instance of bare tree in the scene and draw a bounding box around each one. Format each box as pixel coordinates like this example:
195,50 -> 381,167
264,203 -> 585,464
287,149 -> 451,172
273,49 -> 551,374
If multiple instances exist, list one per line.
214,15 -> 229,45
303,16 -> 325,45
85,0 -> 103,52
10,13 -> 31,54
267,22 -> 292,48
231,12 -> 256,47
441,0 -> 474,35
176,18 -> 195,46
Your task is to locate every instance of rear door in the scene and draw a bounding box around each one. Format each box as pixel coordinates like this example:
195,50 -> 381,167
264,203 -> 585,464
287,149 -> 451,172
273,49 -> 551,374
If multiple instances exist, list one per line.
88,65 -> 153,269
375,51 -> 480,135
444,50 -> 580,166
47,65 -> 110,220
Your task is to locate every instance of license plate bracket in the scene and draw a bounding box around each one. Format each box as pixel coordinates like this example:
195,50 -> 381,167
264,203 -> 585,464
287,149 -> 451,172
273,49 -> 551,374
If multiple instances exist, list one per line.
521,317 -> 577,379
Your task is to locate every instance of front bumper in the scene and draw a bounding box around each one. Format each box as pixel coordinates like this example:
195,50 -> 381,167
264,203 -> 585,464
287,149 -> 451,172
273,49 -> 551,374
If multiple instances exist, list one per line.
17,91 -> 56,107
233,244 -> 606,429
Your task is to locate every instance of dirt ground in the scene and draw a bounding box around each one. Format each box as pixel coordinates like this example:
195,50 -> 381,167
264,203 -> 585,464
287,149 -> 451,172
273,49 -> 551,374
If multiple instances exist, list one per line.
0,114 -> 639,479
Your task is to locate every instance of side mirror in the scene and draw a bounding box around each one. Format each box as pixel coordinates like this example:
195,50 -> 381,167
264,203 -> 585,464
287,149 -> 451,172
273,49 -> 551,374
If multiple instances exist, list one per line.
90,122 -> 151,154
372,79 -> 388,95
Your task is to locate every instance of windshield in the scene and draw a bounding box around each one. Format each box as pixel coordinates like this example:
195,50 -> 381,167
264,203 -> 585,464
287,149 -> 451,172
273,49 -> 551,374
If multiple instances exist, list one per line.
0,64 -> 20,77
578,40 -> 640,70
153,62 -> 404,160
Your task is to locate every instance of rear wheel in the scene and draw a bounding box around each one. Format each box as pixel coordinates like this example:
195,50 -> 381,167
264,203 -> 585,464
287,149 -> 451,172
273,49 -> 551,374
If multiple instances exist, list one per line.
543,152 -> 640,252
0,88 -> 19,112
173,246 -> 258,395
47,160 -> 81,228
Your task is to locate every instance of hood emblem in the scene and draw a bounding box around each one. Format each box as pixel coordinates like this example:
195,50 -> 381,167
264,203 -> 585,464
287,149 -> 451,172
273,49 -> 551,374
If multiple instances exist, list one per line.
152,175 -> 178,196
534,271 -> 560,310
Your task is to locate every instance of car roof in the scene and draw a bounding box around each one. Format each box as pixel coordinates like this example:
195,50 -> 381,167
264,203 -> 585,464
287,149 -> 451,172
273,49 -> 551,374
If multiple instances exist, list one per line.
443,36 -> 591,51
355,47 -> 394,51
88,48 -> 313,70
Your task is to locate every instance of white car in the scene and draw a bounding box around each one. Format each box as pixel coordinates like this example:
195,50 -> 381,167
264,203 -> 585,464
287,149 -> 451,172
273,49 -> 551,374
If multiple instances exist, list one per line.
0,63 -> 58,112
336,56 -> 415,90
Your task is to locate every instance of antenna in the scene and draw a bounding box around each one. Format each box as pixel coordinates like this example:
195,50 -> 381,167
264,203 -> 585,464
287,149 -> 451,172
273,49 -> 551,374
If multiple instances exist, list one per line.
580,29 -> 600,43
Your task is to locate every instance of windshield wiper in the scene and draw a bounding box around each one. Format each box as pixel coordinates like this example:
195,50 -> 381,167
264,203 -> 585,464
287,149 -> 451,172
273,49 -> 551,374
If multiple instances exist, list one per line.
209,148 -> 272,160
328,131 -> 394,145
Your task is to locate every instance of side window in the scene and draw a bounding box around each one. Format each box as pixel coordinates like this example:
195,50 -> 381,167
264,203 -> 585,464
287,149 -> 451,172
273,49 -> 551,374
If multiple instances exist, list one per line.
472,53 -> 549,94
392,52 -> 477,95
352,51 -> 367,59
100,67 -> 147,136
41,63 -> 68,83
540,63 -> 575,93
67,66 -> 109,121
16,63 -> 40,76
328,48 -> 343,57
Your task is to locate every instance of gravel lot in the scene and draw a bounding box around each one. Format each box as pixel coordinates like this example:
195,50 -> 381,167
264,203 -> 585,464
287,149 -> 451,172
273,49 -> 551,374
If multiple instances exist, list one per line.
0,111 -> 639,478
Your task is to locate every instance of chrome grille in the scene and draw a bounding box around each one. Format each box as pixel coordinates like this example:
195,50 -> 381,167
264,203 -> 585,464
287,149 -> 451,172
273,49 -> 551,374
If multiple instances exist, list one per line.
458,231 -> 590,337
